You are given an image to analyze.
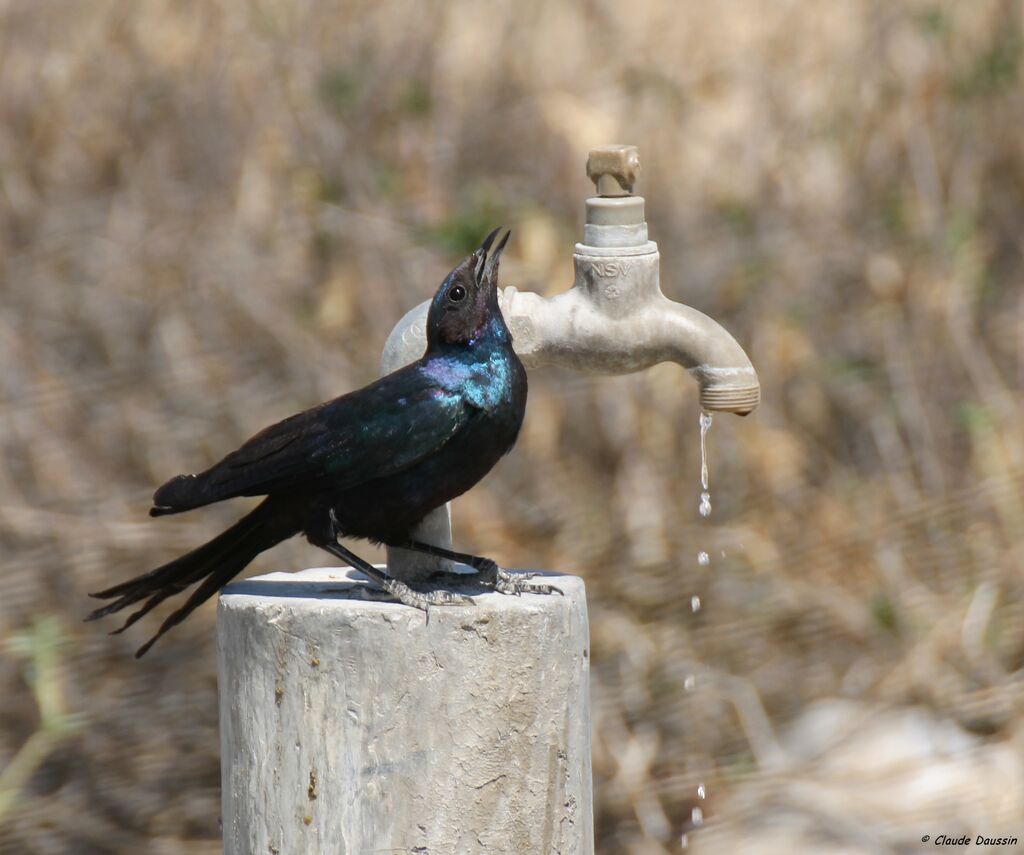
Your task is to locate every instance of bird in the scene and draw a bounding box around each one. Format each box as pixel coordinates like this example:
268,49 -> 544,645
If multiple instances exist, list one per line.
88,228 -> 554,657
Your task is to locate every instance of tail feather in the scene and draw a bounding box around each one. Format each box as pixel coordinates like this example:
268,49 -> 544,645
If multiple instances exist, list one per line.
87,498 -> 296,656
109,588 -> 178,635
133,559 -> 248,659
89,506 -> 259,605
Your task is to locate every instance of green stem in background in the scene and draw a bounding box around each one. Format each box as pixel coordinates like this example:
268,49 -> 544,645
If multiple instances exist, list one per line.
0,617 -> 83,827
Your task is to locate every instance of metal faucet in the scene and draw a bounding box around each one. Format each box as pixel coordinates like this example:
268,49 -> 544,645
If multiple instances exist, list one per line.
380,145 -> 760,580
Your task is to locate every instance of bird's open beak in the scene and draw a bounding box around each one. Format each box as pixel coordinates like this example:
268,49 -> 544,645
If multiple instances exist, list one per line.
474,227 -> 501,283
480,228 -> 510,290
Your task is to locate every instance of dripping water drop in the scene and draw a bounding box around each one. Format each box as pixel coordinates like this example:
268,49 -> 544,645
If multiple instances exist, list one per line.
699,411 -> 712,491
690,414 -> 713,839
698,413 -> 713,515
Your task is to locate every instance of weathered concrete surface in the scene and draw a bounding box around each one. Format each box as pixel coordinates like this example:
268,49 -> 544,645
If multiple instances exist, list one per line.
218,567 -> 592,855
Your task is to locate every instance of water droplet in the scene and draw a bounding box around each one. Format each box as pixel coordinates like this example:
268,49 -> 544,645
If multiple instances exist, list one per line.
691,595 -> 701,613
697,783 -> 706,800
680,833 -> 689,849
697,551 -> 709,566
699,492 -> 712,517
699,411 -> 712,491
684,674 -> 696,691
691,806 -> 704,827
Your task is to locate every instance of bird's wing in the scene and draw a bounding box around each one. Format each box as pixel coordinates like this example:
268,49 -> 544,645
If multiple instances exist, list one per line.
151,366 -> 472,513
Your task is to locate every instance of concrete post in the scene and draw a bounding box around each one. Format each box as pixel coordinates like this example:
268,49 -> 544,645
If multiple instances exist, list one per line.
217,567 -> 593,855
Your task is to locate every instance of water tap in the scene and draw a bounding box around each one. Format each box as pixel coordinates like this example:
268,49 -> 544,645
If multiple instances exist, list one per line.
381,145 -> 760,579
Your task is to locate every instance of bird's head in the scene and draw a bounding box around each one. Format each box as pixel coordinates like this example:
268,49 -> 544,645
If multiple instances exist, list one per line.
426,228 -> 510,348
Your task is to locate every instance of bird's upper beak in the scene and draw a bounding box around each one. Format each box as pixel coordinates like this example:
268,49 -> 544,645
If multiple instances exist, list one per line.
477,227 -> 510,293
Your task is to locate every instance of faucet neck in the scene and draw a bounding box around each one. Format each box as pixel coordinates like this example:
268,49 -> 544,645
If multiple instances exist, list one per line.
571,246 -> 663,317
575,188 -> 660,314
583,195 -> 649,248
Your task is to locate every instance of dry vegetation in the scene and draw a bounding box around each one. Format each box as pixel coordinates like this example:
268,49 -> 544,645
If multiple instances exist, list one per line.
1,1 -> 1023,852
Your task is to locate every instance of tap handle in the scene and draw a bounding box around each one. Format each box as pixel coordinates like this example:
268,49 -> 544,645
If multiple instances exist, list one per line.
586,145 -> 641,197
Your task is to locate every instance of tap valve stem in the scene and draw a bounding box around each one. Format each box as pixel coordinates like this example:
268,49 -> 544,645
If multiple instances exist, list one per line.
583,145 -> 649,249
586,145 -> 641,196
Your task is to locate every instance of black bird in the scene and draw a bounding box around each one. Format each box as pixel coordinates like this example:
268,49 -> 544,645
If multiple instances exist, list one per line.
89,229 -> 551,657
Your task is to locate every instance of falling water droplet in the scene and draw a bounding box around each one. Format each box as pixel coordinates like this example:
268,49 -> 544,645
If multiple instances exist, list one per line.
691,416 -> 713,840
698,413 -> 713,517
699,411 -> 712,490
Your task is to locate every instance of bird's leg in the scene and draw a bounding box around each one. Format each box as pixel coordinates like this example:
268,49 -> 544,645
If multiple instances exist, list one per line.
318,524 -> 471,610
396,540 -> 561,597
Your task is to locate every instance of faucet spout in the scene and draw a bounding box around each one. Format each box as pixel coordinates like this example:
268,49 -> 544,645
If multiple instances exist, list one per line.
657,301 -> 760,416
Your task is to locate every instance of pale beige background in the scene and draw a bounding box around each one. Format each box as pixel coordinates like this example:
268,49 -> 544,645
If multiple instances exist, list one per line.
1,2 -> 1022,852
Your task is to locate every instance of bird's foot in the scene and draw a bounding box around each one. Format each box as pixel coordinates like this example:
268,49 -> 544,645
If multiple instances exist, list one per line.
463,559 -> 562,597
383,577 -> 473,610
395,541 -> 562,598
325,580 -> 472,611
492,567 -> 563,597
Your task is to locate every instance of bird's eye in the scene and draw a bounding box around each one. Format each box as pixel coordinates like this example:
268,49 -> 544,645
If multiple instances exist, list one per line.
447,284 -> 467,302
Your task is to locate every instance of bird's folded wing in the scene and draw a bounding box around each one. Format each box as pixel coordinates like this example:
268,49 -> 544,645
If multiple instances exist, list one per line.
152,369 -> 471,512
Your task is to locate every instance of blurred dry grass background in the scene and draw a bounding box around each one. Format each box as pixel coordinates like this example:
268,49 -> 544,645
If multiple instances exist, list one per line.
1,0 -> 1023,852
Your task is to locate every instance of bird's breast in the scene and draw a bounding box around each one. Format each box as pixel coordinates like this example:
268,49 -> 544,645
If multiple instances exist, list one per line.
463,352 -> 521,412
423,348 -> 525,415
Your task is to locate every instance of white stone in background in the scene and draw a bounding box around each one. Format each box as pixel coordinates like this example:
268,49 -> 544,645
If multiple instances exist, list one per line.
690,699 -> 1024,854
218,567 -> 593,855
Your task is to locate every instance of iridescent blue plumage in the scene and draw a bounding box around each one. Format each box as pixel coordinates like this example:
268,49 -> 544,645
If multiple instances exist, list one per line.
88,229 -> 532,656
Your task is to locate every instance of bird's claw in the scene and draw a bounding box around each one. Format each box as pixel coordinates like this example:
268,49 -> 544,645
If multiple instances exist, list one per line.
383,578 -> 474,610
324,579 -> 473,610
492,568 -> 563,597
464,559 -> 561,597
397,554 -> 561,600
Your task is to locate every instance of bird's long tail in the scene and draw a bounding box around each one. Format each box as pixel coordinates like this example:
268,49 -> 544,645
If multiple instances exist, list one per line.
87,498 -> 297,657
